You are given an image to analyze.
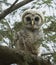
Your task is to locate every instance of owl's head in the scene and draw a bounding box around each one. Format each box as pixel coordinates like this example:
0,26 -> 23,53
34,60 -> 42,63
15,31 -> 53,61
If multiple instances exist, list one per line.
22,9 -> 44,30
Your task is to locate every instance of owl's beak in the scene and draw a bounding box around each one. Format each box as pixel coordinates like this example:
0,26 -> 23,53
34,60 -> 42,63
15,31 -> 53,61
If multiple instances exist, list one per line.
32,21 -> 34,26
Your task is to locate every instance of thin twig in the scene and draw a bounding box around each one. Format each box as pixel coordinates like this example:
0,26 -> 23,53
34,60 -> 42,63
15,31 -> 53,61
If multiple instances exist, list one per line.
10,0 -> 19,9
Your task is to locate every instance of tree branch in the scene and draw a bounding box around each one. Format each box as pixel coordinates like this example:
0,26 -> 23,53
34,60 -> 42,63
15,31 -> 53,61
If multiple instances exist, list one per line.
0,0 -> 33,20
0,46 -> 24,65
0,46 -> 52,65
10,0 -> 18,9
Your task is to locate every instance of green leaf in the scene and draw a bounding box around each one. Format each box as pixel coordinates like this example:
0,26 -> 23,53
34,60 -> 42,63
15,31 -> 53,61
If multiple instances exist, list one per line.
13,22 -> 24,32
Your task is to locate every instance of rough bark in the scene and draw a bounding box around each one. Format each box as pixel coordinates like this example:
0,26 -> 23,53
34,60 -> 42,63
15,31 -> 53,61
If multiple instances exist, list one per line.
0,46 -> 52,65
0,46 -> 24,65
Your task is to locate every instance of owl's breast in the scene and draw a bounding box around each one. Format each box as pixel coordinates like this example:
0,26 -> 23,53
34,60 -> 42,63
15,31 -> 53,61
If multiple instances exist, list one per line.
15,29 -> 44,54
19,29 -> 43,44
19,30 -> 34,44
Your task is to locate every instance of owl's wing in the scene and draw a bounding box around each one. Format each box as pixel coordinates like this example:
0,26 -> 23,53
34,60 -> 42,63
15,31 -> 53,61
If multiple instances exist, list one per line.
13,30 -> 21,50
13,21 -> 25,48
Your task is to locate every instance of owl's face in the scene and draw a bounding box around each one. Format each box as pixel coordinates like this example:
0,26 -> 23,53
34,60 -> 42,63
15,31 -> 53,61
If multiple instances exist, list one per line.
22,9 -> 44,30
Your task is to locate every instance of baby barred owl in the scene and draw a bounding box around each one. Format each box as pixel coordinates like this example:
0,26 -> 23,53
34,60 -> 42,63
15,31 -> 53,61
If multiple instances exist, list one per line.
14,9 -> 44,56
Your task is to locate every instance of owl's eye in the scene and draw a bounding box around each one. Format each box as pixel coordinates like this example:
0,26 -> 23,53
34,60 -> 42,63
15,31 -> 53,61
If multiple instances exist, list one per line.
26,17 -> 31,21
35,17 -> 39,21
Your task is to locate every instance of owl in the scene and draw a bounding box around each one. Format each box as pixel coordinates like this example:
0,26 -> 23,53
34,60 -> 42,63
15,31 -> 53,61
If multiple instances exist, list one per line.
14,9 -> 44,56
